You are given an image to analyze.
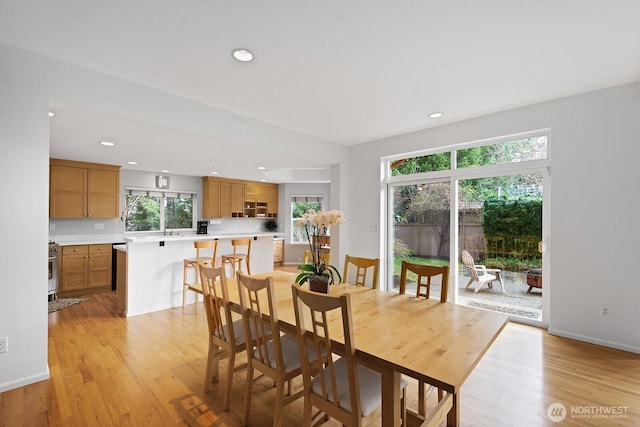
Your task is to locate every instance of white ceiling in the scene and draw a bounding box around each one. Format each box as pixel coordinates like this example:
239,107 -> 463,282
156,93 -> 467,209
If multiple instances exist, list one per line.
2,1 -> 639,181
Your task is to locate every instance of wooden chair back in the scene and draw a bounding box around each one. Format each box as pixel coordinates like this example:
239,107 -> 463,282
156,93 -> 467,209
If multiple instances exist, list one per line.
237,273 -> 280,374
237,272 -> 305,425
291,285 -> 363,426
194,239 -> 218,266
231,238 -> 251,257
221,238 -> 252,276
342,255 -> 379,289
302,249 -> 331,266
199,265 -> 247,407
399,261 -> 449,302
461,250 -> 480,280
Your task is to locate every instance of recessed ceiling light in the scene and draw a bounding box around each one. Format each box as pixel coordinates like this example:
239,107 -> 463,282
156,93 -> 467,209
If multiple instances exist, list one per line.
127,161 -> 138,165
211,171 -> 219,175
232,48 -> 254,62
48,111 -> 55,117
161,169 -> 170,173
428,112 -> 444,119
99,141 -> 115,147
257,166 -> 266,170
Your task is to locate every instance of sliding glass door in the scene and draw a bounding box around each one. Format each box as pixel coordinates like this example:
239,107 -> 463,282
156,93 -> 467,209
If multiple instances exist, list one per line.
389,181 -> 451,300
386,132 -> 549,326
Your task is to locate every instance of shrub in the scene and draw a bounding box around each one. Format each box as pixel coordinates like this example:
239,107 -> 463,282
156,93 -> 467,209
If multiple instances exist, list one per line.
394,238 -> 414,258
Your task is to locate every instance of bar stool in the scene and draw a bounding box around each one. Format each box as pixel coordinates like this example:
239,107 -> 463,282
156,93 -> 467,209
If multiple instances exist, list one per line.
183,240 -> 218,307
221,238 -> 251,278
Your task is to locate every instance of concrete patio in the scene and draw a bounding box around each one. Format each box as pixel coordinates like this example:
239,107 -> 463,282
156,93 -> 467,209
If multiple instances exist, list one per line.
394,269 -> 542,320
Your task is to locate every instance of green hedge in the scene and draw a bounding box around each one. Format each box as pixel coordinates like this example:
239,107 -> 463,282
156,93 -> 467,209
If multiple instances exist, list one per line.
482,198 -> 542,259
483,198 -> 542,237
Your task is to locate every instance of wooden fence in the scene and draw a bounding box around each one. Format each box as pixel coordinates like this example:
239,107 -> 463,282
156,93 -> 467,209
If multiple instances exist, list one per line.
394,209 -> 540,261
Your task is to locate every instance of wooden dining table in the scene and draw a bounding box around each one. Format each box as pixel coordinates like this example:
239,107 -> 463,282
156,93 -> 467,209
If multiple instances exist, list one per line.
226,271 -> 509,427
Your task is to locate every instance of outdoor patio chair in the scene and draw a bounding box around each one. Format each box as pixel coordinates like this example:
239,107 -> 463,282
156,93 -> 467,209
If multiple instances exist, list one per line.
461,250 -> 505,293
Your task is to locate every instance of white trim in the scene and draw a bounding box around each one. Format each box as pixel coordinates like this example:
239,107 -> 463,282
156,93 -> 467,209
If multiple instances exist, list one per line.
0,367 -> 50,393
548,329 -> 640,355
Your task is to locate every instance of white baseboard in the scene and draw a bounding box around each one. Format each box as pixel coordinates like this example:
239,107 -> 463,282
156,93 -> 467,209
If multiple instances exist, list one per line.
0,365 -> 50,393
548,328 -> 640,354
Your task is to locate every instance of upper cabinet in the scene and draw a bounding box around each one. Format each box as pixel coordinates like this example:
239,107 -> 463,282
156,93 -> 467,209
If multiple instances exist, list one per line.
50,159 -> 121,218
202,176 -> 278,219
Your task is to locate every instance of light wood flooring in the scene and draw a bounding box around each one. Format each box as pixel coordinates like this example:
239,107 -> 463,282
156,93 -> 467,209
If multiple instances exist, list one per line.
1,275 -> 639,426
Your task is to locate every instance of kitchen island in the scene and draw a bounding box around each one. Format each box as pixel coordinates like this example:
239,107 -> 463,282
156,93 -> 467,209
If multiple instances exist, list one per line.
123,233 -> 278,317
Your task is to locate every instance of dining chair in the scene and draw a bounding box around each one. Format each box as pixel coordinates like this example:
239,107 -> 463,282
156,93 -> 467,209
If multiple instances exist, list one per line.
291,285 -> 407,426
182,240 -> 218,307
236,272 -> 306,426
221,238 -> 252,278
302,249 -> 331,267
398,261 -> 450,302
397,261 -> 450,416
461,250 -> 505,293
199,264 -> 247,411
342,255 -> 379,289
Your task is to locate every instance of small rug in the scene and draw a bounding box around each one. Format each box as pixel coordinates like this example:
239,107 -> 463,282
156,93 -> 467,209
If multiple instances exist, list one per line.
467,301 -> 540,319
48,298 -> 89,313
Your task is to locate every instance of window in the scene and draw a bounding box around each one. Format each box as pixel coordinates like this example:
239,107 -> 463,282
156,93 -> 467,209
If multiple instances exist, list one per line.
125,188 -> 196,233
389,136 -> 547,177
456,136 -> 547,168
291,196 -> 323,243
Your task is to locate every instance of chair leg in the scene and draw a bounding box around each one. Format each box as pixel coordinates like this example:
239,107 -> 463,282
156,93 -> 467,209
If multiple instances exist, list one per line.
223,351 -> 235,411
474,279 -> 486,292
418,380 -> 426,416
272,380 -> 285,427
465,277 -> 475,289
302,396 -> 313,427
182,263 -> 189,307
204,342 -> 221,392
242,363 -> 254,427
401,386 -> 407,426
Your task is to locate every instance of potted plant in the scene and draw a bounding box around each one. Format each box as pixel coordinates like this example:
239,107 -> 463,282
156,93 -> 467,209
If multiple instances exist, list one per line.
295,209 -> 345,292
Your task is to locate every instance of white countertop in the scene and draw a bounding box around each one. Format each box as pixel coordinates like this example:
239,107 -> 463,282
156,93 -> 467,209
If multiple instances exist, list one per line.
51,232 -> 284,246
124,232 -> 281,243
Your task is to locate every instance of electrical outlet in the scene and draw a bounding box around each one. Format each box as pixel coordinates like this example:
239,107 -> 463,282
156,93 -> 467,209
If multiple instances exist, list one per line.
49,223 -> 55,231
0,337 -> 8,353
93,223 -> 105,230
600,306 -> 610,317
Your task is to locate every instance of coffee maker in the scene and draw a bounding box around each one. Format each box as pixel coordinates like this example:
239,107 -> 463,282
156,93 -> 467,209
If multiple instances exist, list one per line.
197,220 -> 209,234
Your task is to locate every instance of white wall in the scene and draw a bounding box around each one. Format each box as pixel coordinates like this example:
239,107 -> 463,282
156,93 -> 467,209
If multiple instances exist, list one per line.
348,82 -> 640,353
0,45 -> 50,391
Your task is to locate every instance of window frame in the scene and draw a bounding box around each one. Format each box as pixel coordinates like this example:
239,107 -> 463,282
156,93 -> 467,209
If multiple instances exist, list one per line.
124,187 -> 197,234
290,195 -> 323,244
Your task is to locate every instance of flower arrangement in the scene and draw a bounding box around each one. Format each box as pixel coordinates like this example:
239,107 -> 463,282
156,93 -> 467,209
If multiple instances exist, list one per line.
295,209 -> 346,290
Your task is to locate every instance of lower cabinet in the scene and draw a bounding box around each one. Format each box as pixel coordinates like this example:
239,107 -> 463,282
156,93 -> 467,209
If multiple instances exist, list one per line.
60,244 -> 112,296
273,239 -> 284,264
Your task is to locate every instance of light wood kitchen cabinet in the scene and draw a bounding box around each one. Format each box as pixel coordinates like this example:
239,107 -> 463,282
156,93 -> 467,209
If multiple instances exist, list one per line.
231,183 -> 245,217
267,185 -> 278,217
220,182 -> 232,218
50,159 -> 120,218
202,178 -> 221,218
273,239 -> 284,264
59,244 -> 112,296
202,177 -> 278,219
